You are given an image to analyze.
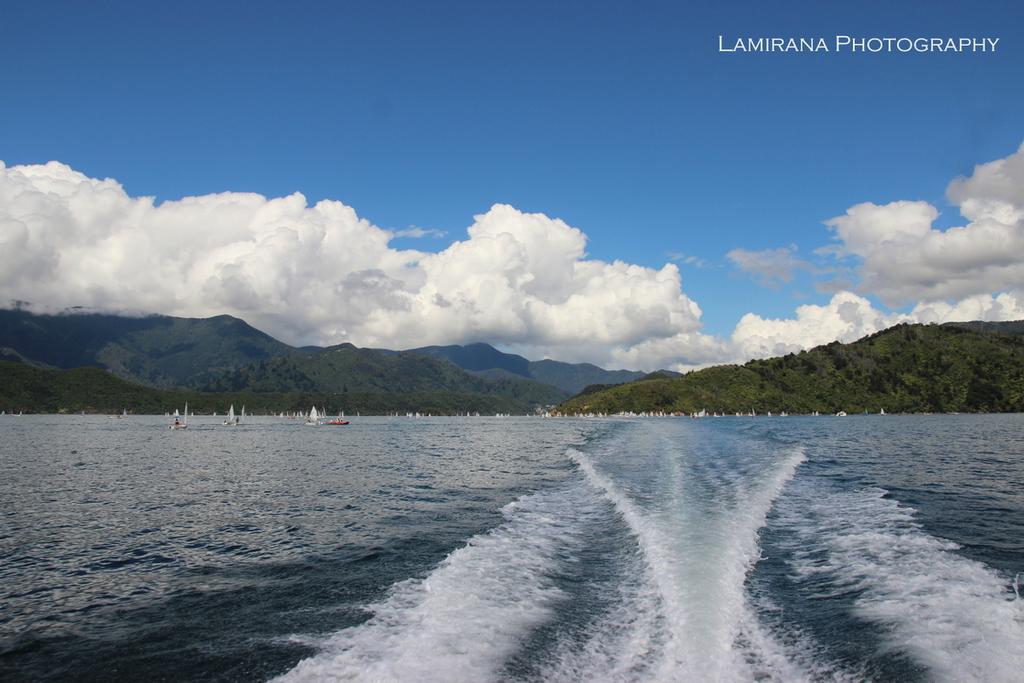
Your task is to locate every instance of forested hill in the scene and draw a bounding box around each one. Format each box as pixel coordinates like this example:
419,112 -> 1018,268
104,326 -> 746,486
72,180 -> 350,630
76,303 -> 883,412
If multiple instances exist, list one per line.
0,361 -> 551,416
557,323 -> 1024,415
404,342 -> 645,394
198,344 -> 568,405
0,309 -> 631,398
0,309 -> 295,387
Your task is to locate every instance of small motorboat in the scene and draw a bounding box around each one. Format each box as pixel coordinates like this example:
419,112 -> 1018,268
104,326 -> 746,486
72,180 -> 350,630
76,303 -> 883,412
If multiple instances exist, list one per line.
324,419 -> 350,425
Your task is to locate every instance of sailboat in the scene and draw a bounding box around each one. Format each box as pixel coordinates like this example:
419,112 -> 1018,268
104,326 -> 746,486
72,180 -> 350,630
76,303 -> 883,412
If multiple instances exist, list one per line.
223,404 -> 238,426
170,402 -> 189,429
304,405 -> 320,426
240,405 -> 245,424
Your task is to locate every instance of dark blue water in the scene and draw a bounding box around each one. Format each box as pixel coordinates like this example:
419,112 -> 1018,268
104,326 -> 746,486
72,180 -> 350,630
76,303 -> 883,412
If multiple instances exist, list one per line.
1,414 -> 1022,681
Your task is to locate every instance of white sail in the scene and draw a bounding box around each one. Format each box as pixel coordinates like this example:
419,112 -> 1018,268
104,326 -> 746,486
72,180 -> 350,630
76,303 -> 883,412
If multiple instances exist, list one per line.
226,405 -> 235,424
305,405 -> 320,426
240,405 -> 245,423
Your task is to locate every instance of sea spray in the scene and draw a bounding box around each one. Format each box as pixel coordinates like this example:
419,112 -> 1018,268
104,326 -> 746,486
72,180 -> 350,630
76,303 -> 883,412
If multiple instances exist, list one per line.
562,441 -> 816,681
773,480 -> 1024,683
275,481 -> 603,683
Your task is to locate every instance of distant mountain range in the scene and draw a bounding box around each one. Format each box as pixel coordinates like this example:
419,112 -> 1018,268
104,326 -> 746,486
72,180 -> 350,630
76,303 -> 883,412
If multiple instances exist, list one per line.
0,360 -> 546,416
4,309 -> 1024,415
558,321 -> 1024,415
0,309 -> 645,411
404,343 -> 645,394
0,309 -> 294,388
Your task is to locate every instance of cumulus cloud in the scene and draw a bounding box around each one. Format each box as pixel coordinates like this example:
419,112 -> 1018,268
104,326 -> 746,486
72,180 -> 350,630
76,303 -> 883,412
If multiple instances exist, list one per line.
0,160 -> 708,368
729,290 -> 1024,362
730,291 -> 899,360
720,144 -> 1024,364
3,153 -> 1022,374
908,292 -> 1024,324
822,143 -> 1024,305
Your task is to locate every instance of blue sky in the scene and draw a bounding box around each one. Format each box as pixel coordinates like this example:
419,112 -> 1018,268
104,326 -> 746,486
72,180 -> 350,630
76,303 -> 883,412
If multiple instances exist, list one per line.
1,0 -> 1022,367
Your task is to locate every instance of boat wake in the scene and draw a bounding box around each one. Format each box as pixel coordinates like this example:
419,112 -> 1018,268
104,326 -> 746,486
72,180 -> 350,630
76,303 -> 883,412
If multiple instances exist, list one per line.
547,444 -> 847,682
771,479 -> 1024,682
275,480 -> 605,682
276,420 -> 1024,682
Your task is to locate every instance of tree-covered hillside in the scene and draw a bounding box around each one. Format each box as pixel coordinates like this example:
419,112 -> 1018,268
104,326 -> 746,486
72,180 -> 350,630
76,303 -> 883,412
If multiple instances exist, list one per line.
0,309 -> 296,387
200,344 -> 568,404
0,361 -> 550,415
558,323 -> 1024,415
403,342 -> 645,393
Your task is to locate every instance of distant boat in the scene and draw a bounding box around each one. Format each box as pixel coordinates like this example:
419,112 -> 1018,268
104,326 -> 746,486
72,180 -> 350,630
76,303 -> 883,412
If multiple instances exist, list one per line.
325,416 -> 350,425
170,402 -> 188,429
304,405 -> 320,426
223,404 -> 238,426
835,410 -> 848,417
879,408 -> 886,415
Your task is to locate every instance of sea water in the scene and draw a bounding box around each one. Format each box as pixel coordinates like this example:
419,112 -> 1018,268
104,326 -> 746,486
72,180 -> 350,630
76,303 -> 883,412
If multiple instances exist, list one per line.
1,414 -> 1022,681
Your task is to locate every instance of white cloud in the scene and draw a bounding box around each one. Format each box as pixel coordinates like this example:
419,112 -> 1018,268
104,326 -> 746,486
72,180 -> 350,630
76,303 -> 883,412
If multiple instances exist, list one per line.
822,144 -> 1024,305
666,251 -> 709,268
0,161 -> 706,369
730,291 -> 900,360
727,245 -> 814,287
908,292 -> 1024,324
393,226 -> 447,239
3,153 -> 1022,376
947,144 -> 1024,225
720,144 -> 1024,365
729,290 -> 1024,362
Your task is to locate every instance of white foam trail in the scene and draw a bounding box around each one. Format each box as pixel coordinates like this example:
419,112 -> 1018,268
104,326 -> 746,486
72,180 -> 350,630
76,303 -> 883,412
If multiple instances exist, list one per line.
776,483 -> 1024,683
563,444 -> 812,682
275,484 -> 600,683
533,551 -> 668,682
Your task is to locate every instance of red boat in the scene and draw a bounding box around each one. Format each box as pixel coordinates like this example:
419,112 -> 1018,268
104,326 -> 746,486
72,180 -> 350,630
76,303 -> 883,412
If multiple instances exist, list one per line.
324,419 -> 350,425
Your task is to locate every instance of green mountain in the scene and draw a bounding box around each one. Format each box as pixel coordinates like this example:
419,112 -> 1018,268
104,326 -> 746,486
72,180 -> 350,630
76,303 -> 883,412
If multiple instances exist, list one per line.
528,359 -> 648,394
0,309 -> 295,387
0,310 -> 641,400
558,322 -> 1024,415
405,342 -> 645,394
943,320 -> 1024,336
0,360 -> 551,416
200,344 -> 568,405
0,310 -> 567,407
405,342 -> 531,376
